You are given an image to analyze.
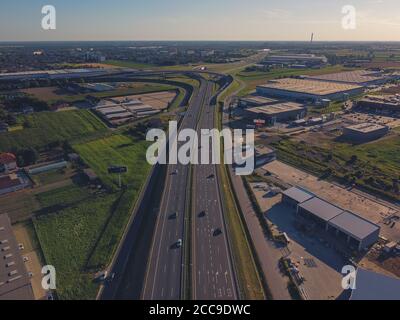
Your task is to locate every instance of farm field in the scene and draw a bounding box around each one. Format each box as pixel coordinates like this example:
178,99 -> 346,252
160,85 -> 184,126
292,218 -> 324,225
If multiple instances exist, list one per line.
32,134 -> 151,299
33,191 -> 117,300
74,134 -> 151,190
0,109 -> 108,151
21,83 -> 174,104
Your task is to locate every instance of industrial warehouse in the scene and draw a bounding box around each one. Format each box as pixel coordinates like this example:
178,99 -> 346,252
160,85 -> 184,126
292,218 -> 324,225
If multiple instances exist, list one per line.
256,78 -> 364,102
0,68 -> 117,81
356,95 -> 400,115
262,53 -> 328,67
305,70 -> 392,87
244,101 -> 307,125
238,95 -> 279,108
94,91 -> 177,126
342,123 -> 390,142
282,186 -> 380,251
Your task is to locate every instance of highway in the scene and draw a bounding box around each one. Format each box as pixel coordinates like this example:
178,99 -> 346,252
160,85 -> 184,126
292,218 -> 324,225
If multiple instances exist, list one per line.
142,78 -> 210,300
98,72 -> 239,300
191,83 -> 238,300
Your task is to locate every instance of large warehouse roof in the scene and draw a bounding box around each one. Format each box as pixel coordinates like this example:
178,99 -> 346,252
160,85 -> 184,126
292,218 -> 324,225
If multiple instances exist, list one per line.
240,96 -> 278,105
306,70 -> 386,85
246,102 -> 305,116
257,78 -> 363,96
350,268 -> 400,300
329,211 -> 380,241
299,197 -> 344,222
345,122 -> 388,133
282,186 -> 315,204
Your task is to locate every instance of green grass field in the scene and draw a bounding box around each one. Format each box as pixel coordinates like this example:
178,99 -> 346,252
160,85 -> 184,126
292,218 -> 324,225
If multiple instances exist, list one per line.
0,110 -> 108,152
273,134 -> 400,201
74,134 -> 150,190
48,84 -> 174,104
34,192 -> 117,299
33,134 -> 152,299
36,184 -> 93,208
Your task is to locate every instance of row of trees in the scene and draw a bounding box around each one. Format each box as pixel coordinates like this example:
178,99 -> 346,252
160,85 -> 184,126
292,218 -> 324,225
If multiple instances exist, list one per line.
15,147 -> 39,167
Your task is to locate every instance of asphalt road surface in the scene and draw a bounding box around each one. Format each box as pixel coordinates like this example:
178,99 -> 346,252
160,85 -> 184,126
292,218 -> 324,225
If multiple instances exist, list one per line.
100,75 -> 238,300
141,79 -> 210,300
191,83 -> 238,300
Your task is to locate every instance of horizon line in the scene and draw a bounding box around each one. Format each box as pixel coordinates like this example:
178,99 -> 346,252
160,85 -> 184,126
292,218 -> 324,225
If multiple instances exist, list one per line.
2,39 -> 400,43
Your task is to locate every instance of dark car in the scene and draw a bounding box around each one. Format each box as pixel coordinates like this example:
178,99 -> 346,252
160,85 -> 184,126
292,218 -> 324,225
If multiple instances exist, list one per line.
169,211 -> 178,220
213,228 -> 222,236
198,210 -> 206,218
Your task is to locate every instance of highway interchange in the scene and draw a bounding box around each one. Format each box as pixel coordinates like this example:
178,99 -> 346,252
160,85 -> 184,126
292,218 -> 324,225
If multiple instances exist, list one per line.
98,71 -> 240,300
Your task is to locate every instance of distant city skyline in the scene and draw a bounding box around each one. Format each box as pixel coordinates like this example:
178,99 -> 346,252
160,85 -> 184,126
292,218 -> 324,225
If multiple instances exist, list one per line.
2,0 -> 400,41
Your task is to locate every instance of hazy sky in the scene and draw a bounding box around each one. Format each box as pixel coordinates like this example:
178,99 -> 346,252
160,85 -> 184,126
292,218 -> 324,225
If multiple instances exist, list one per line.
1,0 -> 400,41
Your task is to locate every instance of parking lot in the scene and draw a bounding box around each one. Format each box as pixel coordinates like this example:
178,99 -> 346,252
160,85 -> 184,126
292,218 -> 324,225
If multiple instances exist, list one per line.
13,222 -> 48,300
260,161 -> 400,242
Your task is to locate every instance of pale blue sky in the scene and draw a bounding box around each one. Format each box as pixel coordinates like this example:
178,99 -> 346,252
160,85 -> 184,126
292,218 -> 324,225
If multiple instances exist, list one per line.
1,0 -> 400,41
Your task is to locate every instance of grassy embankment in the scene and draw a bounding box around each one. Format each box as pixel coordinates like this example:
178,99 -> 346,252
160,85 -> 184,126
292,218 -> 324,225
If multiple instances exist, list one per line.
272,135 -> 400,201
215,79 -> 265,299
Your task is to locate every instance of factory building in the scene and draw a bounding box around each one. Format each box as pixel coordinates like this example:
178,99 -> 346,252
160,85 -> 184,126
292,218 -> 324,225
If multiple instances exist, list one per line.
263,54 -> 328,67
95,103 -> 158,125
356,95 -> 400,114
281,186 -> 315,209
282,186 -> 380,251
327,211 -> 381,252
305,70 -> 391,87
256,78 -> 364,102
349,268 -> 400,300
0,68 -> 115,81
342,123 -> 389,143
238,95 -> 278,108
244,101 -> 307,125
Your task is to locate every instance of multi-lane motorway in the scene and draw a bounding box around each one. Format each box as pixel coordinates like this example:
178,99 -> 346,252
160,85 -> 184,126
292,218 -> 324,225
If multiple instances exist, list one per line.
99,74 -> 239,300
142,78 -> 238,300
191,83 -> 238,300
142,78 -> 213,299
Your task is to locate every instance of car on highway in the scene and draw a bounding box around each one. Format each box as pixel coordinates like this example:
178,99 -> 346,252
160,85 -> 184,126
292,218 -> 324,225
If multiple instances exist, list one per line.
169,211 -> 178,220
171,169 -> 179,175
176,239 -> 183,248
108,273 -> 116,281
212,228 -> 222,237
198,210 -> 206,218
207,174 -> 215,180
